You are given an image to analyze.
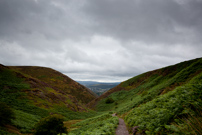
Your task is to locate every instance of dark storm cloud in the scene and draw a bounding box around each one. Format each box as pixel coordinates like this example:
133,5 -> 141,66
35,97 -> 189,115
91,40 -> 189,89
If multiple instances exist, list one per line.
0,0 -> 202,82
0,0 -> 90,43
0,0 -> 43,40
84,0 -> 202,44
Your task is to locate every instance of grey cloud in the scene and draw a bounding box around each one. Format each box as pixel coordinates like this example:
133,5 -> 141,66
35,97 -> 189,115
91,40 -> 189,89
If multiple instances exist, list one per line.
0,0 -> 202,82
0,0 -> 90,43
83,0 -> 202,44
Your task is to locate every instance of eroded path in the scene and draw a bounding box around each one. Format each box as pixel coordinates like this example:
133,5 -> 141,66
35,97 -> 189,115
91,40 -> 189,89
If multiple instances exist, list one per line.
116,118 -> 130,135
113,114 -> 130,135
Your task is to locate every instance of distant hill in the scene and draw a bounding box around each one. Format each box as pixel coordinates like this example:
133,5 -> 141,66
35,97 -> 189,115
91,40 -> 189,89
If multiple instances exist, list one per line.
78,81 -> 120,96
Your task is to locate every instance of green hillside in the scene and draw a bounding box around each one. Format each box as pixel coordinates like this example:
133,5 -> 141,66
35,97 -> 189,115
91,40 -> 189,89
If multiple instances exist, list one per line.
0,65 -> 98,134
9,66 -> 97,105
89,57 -> 202,134
1,57 -> 202,135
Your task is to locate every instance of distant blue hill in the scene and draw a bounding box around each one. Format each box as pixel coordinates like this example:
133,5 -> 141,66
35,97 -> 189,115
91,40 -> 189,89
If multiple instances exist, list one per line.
77,81 -> 120,96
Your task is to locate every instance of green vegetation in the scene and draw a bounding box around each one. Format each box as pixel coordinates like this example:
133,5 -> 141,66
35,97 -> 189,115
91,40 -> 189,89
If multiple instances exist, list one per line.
0,68 -> 47,133
12,109 -> 41,133
0,66 -> 99,134
34,114 -> 67,135
1,58 -> 202,134
72,113 -> 112,127
0,129 -> 18,135
171,106 -> 202,134
105,97 -> 115,104
69,113 -> 119,135
92,58 -> 202,134
10,66 -> 96,104
0,102 -> 15,126
50,106 -> 103,121
125,83 -> 202,134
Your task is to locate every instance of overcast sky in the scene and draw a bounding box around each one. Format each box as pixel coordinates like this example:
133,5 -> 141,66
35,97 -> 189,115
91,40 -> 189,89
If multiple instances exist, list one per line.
0,0 -> 202,82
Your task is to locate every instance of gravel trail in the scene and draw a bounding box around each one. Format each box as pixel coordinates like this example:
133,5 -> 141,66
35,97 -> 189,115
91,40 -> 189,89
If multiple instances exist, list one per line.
115,118 -> 130,135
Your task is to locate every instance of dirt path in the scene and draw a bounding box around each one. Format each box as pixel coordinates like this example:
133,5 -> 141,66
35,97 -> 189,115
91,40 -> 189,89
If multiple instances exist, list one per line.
113,114 -> 130,135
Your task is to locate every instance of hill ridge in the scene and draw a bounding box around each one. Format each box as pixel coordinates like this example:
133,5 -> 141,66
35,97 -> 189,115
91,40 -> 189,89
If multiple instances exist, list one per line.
9,66 -> 97,104
1,57 -> 202,134
88,57 -> 202,108
87,57 -> 202,134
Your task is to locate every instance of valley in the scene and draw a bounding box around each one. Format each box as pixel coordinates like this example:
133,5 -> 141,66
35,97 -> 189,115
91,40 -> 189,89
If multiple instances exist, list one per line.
0,57 -> 202,134
78,81 -> 120,96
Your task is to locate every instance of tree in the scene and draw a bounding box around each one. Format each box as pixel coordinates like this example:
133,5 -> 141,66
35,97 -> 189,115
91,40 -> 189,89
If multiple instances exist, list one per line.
34,114 -> 67,135
0,102 -> 15,126
105,97 -> 115,104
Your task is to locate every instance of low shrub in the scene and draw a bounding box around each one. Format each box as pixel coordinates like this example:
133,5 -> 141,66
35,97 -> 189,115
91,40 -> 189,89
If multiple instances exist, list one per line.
0,102 -> 15,126
34,114 -> 67,135
105,98 -> 114,104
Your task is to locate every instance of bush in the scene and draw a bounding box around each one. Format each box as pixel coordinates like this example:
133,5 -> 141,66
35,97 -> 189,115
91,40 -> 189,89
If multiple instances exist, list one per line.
0,102 -> 15,126
34,114 -> 67,135
105,98 -> 114,104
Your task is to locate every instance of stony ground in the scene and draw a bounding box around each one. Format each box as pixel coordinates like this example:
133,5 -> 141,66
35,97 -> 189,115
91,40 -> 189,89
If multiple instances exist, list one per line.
112,113 -> 130,135
115,118 -> 130,135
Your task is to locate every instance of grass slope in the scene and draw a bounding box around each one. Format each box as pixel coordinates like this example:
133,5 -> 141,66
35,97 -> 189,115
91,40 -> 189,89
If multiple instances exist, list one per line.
91,57 -> 202,134
9,66 -> 96,104
0,64 -> 98,134
1,57 -> 202,135
69,112 -> 119,135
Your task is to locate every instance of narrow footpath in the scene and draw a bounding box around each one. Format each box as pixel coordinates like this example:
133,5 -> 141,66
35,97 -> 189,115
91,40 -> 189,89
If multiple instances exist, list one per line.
116,118 -> 130,135
112,114 -> 130,135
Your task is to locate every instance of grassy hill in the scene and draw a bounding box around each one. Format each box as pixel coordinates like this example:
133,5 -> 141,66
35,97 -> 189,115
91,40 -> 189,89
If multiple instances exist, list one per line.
89,57 -> 202,134
1,57 -> 202,134
9,66 -> 97,105
0,65 -> 98,134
